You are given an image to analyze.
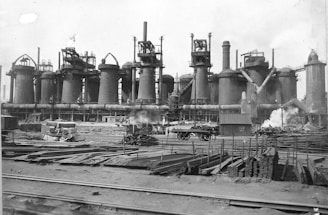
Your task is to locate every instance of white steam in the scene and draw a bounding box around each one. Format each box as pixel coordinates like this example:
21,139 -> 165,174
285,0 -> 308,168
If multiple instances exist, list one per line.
261,107 -> 298,128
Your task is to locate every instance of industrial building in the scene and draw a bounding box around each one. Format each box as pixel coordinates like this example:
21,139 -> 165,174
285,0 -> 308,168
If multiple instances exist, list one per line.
1,22 -> 327,128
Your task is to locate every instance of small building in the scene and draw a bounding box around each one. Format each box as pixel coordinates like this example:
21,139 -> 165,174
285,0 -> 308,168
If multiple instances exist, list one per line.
219,114 -> 252,136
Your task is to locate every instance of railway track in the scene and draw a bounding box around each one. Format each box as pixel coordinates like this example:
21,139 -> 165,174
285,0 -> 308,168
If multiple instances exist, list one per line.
3,190 -> 184,215
3,173 -> 328,214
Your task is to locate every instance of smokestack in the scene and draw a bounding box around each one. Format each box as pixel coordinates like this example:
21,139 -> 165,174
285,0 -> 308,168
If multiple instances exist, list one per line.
143,21 -> 147,42
272,48 -> 275,68
236,49 -> 238,70
222,41 -> 230,70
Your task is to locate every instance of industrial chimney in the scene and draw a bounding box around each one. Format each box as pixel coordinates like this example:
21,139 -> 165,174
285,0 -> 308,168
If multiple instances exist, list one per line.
222,41 -> 230,70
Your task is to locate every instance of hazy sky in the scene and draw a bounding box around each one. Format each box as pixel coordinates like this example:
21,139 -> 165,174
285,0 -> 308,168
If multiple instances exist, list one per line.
0,0 -> 327,100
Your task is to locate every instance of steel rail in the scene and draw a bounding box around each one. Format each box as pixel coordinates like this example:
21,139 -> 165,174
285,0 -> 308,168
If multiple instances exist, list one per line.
3,190 -> 186,215
3,173 -> 328,213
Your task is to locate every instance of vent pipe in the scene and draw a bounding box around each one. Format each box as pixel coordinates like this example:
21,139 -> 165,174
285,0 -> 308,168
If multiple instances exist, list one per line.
222,41 -> 230,70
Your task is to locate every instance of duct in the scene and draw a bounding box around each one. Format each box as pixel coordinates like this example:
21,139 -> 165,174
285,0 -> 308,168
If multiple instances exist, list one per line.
257,104 -> 280,109
2,104 -> 37,109
1,103 -> 170,111
180,77 -> 194,97
182,104 -> 240,110
256,68 -> 276,94
240,69 -> 259,90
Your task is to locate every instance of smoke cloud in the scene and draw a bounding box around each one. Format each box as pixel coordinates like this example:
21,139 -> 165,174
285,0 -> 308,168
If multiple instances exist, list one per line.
261,107 -> 299,128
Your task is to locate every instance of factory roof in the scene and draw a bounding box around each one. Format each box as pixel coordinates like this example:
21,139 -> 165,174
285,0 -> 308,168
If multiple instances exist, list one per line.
219,114 -> 252,125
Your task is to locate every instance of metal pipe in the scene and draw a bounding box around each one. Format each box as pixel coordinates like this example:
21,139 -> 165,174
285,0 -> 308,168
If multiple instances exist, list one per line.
158,36 -> 163,104
257,68 -> 276,94
9,66 -> 14,103
182,104 -> 240,110
208,33 -> 211,71
1,103 -> 280,111
191,33 -> 194,53
236,49 -> 238,70
240,69 -> 259,90
37,47 -> 40,72
58,52 -> 61,70
272,48 -> 275,68
143,21 -> 147,42
0,65 -> 1,103
132,36 -> 137,103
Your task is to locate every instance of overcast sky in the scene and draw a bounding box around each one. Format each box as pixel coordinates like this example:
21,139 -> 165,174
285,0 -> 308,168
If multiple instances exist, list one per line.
0,0 -> 327,100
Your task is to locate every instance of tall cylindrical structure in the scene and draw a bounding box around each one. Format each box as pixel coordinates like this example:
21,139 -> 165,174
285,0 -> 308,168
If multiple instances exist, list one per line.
209,74 -> 219,104
85,75 -> 99,103
40,72 -> 56,104
277,68 -> 297,104
98,64 -> 119,104
218,70 -> 246,105
191,65 -> 210,104
305,50 -> 327,113
61,70 -> 82,103
137,66 -> 156,103
161,74 -> 174,104
222,41 -> 231,70
13,65 -> 35,104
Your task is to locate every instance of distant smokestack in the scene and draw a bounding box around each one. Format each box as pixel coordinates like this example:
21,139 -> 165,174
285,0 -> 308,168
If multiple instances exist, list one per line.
272,48 -> 275,68
143,21 -> 147,42
222,41 -> 230,70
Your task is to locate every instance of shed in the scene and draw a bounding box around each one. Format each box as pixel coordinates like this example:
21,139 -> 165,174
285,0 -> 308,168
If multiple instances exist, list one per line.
219,114 -> 252,136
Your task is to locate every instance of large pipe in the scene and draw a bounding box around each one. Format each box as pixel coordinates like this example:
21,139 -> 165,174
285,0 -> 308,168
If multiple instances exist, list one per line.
272,48 -> 275,68
37,47 -> 40,72
1,102 -> 281,111
132,37 -> 137,103
158,36 -> 163,104
191,33 -> 194,52
1,103 -> 170,111
256,67 -> 276,94
208,33 -> 211,71
236,49 -> 238,70
240,69 -> 259,90
9,68 -> 14,103
58,52 -> 61,70
143,21 -> 147,42
222,41 -> 230,70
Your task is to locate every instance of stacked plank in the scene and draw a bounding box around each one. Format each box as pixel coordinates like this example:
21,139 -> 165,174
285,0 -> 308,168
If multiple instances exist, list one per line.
269,133 -> 328,153
294,159 -> 308,184
186,154 -> 222,174
227,157 -> 248,177
308,158 -> 328,186
258,147 -> 279,180
245,157 -> 259,177
150,154 -> 225,175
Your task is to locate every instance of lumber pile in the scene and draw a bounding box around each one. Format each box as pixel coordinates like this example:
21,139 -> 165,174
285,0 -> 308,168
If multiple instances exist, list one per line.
268,133 -> 328,153
210,156 -> 240,175
245,157 -> 259,177
308,158 -> 328,186
186,154 -> 222,174
227,157 -> 248,177
258,147 -> 279,180
198,154 -> 230,175
294,159 -> 309,184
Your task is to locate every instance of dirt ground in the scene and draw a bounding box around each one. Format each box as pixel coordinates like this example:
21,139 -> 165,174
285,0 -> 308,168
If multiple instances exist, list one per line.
3,159 -> 328,215
3,123 -> 328,214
